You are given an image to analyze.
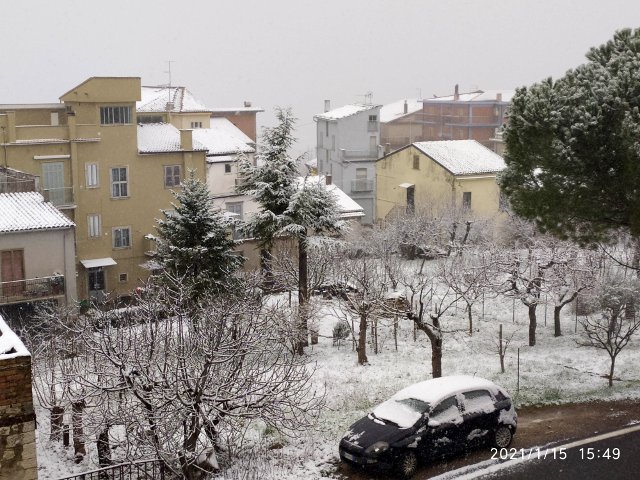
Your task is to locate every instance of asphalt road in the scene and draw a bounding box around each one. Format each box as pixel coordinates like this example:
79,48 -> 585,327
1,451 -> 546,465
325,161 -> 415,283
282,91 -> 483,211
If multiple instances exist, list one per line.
473,425 -> 640,480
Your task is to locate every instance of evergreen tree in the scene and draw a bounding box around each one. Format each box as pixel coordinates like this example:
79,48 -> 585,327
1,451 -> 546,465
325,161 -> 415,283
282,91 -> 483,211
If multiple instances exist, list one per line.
155,170 -> 242,297
238,109 -> 342,352
501,28 -> 640,244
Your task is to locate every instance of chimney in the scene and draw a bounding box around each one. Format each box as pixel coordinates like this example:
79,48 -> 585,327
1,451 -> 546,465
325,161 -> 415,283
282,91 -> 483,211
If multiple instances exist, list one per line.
385,143 -> 391,155
244,101 -> 252,107
454,84 -> 459,101
324,99 -> 331,113
496,92 -> 502,102
403,100 -> 408,114
325,174 -> 332,185
180,129 -> 193,151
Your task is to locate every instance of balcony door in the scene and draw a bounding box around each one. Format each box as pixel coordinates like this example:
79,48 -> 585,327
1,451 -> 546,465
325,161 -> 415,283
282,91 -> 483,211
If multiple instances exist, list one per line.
42,162 -> 65,205
1,249 -> 25,297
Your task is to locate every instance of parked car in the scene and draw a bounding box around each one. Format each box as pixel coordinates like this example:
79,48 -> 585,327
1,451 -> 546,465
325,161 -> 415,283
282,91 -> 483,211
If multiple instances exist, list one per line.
339,375 -> 517,478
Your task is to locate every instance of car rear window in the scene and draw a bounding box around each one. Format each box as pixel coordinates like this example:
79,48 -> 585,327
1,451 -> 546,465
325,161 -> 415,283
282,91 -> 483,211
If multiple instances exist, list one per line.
462,390 -> 495,414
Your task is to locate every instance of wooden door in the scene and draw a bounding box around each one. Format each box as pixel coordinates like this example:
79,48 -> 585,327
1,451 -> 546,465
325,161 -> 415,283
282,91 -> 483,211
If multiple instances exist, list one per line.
1,249 -> 25,296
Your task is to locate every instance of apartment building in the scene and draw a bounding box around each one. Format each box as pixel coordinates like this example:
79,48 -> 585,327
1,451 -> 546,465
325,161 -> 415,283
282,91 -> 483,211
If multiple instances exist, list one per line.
314,101 -> 382,224
0,77 -> 208,300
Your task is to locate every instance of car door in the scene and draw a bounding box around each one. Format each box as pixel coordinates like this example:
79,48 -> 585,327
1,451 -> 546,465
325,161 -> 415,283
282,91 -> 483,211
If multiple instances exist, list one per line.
426,395 -> 463,458
460,389 -> 496,447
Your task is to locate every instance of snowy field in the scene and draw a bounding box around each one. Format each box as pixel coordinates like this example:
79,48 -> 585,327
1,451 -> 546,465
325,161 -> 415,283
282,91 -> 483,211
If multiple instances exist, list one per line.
36,291 -> 640,479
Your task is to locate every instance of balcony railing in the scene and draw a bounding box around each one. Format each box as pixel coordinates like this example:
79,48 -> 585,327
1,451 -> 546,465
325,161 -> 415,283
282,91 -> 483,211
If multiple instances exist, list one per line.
0,275 -> 65,305
351,178 -> 374,192
367,121 -> 379,132
43,187 -> 74,207
341,149 -> 378,160
55,459 -> 175,480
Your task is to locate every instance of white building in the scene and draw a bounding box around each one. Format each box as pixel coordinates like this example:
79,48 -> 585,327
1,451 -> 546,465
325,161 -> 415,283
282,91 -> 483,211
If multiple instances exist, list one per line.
314,102 -> 382,224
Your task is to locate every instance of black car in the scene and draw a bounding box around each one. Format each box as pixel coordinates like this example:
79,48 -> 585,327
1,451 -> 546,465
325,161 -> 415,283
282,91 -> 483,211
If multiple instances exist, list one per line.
339,375 -> 517,478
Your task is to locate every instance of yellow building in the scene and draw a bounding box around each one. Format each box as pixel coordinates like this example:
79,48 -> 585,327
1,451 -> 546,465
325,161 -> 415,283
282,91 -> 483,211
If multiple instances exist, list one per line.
376,140 -> 506,221
0,77 -> 208,301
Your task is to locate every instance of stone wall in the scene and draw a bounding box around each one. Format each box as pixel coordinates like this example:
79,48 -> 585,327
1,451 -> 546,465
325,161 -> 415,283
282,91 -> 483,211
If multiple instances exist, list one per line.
0,318 -> 37,480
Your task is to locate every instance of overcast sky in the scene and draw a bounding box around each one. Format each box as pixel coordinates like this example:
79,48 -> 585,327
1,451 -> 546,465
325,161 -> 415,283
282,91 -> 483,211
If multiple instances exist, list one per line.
3,0 -> 640,155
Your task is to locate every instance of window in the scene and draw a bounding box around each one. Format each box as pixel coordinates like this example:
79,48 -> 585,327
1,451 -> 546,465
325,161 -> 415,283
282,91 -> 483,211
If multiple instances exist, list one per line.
119,273 -> 128,283
224,163 -> 232,174
100,106 -> 132,125
164,165 -> 181,188
88,214 -> 101,238
325,120 -> 329,137
356,168 -> 368,180
111,167 -> 129,198
462,191 -> 472,209
138,115 -> 163,124
227,202 -> 243,240
86,163 -> 99,187
413,154 -> 420,170
462,390 -> 495,414
369,115 -> 377,122
190,121 -> 203,129
430,396 -> 461,424
113,227 -> 131,249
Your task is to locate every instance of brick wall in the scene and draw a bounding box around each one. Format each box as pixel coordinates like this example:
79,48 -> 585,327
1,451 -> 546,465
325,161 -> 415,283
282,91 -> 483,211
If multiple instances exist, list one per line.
0,349 -> 38,479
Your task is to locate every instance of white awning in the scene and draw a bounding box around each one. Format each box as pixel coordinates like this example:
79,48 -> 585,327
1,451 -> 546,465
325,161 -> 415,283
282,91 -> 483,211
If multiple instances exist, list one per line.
80,258 -> 117,269
398,183 -> 415,189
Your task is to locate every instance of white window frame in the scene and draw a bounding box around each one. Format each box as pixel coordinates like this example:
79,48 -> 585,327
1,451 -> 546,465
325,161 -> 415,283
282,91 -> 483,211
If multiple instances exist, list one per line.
86,163 -> 99,188
100,106 -> 132,125
190,121 -> 203,129
111,167 -> 129,198
164,165 -> 181,188
88,214 -> 101,238
112,226 -> 132,249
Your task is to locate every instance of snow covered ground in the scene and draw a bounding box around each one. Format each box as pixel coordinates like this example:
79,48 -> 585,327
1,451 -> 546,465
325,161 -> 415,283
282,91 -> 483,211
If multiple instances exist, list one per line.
35,291 -> 640,479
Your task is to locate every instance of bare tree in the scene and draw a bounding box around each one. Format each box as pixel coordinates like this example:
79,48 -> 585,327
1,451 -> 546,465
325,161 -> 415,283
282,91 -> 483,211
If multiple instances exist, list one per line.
577,277 -> 640,387
40,277 -> 323,479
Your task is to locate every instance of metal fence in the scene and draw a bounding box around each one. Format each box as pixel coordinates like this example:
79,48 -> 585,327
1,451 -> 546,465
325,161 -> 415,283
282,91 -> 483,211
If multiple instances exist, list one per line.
0,275 -> 65,305
56,459 -> 174,480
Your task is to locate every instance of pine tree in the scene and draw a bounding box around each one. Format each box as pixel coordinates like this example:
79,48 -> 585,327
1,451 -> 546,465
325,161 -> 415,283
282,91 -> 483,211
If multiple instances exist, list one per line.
501,28 -> 640,244
155,170 -> 242,298
237,109 -> 343,352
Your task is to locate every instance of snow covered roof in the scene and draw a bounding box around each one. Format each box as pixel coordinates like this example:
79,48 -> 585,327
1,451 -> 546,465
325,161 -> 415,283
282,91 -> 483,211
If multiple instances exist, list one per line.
379,99 -> 423,123
137,123 -> 208,153
0,192 -> 75,233
193,118 -> 255,156
423,89 -> 514,103
296,176 -> 365,218
413,140 -> 506,175
314,104 -> 381,121
0,314 -> 30,359
210,106 -> 264,114
138,86 -> 212,113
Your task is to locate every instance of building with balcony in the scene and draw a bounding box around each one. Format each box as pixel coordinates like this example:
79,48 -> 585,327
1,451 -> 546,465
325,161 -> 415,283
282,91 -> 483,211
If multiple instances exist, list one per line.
0,77 -> 208,301
0,191 -> 76,312
376,140 -> 506,221
314,101 -> 382,224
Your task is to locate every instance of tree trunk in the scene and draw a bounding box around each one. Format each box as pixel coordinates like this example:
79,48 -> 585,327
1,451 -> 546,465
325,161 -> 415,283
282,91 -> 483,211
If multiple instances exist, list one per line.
51,405 -> 64,441
467,302 -> 473,336
97,426 -> 111,470
499,324 -> 505,373
608,356 -> 616,388
260,248 -> 274,290
528,303 -> 537,346
296,232 -> 309,354
72,400 -> 86,462
431,338 -> 443,378
357,312 -> 368,365
554,305 -> 562,337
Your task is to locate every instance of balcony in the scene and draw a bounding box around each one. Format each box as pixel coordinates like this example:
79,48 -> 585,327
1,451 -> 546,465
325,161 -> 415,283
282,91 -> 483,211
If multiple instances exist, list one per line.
367,121 -> 379,132
42,187 -> 74,207
351,178 -> 374,193
0,275 -> 65,305
340,149 -> 379,160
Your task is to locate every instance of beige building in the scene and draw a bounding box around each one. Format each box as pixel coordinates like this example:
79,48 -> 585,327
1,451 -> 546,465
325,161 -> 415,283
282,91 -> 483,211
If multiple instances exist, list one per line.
0,77 -> 208,300
0,191 -> 76,308
376,140 -> 506,221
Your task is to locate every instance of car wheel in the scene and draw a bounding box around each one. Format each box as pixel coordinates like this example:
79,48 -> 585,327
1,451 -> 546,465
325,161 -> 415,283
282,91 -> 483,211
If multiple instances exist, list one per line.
396,451 -> 418,478
493,425 -> 513,448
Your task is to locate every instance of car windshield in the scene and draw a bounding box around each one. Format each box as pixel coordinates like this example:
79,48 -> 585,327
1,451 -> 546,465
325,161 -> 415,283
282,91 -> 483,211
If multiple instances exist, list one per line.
372,397 -> 431,428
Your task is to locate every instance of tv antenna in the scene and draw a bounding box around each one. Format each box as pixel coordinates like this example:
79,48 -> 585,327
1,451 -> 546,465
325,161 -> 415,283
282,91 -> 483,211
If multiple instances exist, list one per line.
358,91 -> 373,105
164,60 -> 175,100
